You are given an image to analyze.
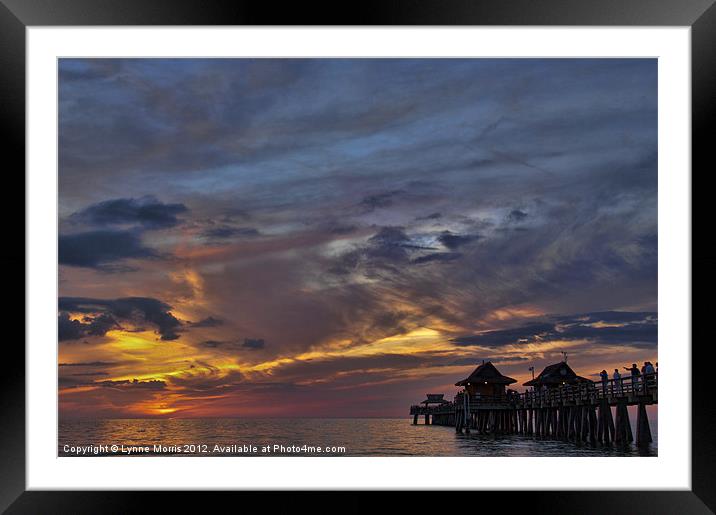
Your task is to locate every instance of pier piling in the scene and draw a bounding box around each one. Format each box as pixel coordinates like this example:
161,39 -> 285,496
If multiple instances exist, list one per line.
636,402 -> 653,446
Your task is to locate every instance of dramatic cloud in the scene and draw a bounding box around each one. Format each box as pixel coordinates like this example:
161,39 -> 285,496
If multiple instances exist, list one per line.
94,379 -> 167,390
58,230 -> 158,270
58,312 -> 123,342
71,196 -> 188,229
506,209 -> 528,223
411,252 -> 462,265
360,190 -> 404,212
199,338 -> 266,351
437,231 -> 479,250
199,340 -> 225,349
59,296 -> 182,341
242,338 -> 266,350
58,312 -> 87,341
452,312 -> 657,348
201,226 -> 260,239
189,316 -> 224,328
417,212 -> 442,221
365,226 -> 413,261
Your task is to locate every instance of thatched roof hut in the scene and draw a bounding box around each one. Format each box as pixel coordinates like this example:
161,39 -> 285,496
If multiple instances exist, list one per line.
523,361 -> 592,388
455,361 -> 517,392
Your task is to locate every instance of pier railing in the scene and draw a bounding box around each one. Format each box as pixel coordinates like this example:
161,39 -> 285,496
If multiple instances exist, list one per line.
518,372 -> 657,407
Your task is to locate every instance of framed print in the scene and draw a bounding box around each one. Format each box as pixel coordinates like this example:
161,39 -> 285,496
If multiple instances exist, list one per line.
2,0 -> 712,512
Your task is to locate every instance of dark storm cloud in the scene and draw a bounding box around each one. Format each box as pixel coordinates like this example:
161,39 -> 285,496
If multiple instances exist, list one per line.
437,231 -> 479,250
557,321 -> 657,345
243,338 -> 265,350
199,340 -> 225,349
507,209 -> 528,222
59,377 -> 166,390
453,323 -> 556,347
83,313 -> 121,336
189,316 -> 224,328
366,226 -> 411,261
359,190 -> 404,212
201,226 -> 260,239
369,226 -> 410,245
198,338 -> 266,351
452,311 -> 657,348
71,196 -> 188,229
411,252 -> 462,265
58,296 -> 182,341
94,379 -> 167,390
417,212 -> 442,221
58,376 -> 91,388
327,224 -> 358,235
554,311 -> 656,324
58,312 -> 86,341
58,230 -> 158,270
361,226 -> 438,265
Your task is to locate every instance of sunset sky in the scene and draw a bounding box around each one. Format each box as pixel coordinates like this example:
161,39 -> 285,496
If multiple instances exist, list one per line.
58,58 -> 657,418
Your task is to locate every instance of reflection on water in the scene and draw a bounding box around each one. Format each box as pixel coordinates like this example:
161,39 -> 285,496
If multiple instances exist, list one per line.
59,417 -> 656,457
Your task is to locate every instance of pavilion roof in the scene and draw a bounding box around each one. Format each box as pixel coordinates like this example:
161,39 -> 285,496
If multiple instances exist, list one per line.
455,361 -> 517,386
523,361 -> 592,387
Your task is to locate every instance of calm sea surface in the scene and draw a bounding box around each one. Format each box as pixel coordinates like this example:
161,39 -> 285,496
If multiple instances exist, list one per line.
59,415 -> 657,457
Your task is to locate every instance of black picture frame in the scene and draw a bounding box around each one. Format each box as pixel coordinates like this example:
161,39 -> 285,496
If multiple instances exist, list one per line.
2,1 -> 712,512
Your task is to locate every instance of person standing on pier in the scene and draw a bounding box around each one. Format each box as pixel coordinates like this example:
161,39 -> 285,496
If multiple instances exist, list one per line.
599,370 -> 608,395
613,369 -> 622,395
624,363 -> 641,393
644,361 -> 656,388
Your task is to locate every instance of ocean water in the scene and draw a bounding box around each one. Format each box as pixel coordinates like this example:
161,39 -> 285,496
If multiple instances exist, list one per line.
59,415 -> 657,457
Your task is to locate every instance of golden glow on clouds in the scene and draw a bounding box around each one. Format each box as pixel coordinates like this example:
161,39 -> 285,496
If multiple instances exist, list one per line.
60,323 -> 465,416
170,267 -> 207,311
584,321 -> 627,328
484,306 -> 545,323
299,328 -> 452,360
106,330 -> 159,352
59,312 -> 657,418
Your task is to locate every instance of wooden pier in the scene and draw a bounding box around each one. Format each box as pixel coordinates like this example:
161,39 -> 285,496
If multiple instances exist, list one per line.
410,362 -> 657,447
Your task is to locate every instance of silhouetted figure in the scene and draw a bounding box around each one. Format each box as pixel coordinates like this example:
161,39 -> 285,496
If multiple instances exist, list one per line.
624,363 -> 640,392
599,370 -> 608,395
613,369 -> 622,394
644,361 -> 656,388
